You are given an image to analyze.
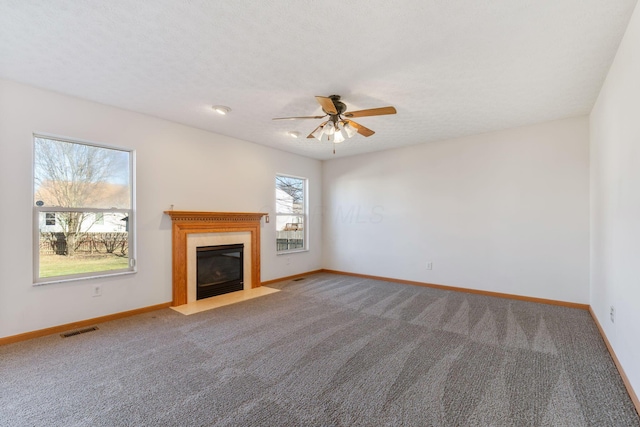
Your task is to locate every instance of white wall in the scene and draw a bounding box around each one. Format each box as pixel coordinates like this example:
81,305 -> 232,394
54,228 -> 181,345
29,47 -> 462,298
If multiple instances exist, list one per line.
323,117 -> 590,304
0,79 -> 322,339
590,2 -> 640,399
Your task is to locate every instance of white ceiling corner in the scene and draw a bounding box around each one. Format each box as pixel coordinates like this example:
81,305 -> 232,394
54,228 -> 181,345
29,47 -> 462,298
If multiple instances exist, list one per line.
0,0 -> 637,160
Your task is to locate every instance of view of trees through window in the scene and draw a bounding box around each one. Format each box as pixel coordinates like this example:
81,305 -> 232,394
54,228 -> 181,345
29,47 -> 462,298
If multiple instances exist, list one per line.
275,175 -> 306,252
34,136 -> 134,281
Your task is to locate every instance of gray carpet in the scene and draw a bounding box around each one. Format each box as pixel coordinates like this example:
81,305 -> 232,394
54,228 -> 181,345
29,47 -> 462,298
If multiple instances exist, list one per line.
1,273 -> 638,426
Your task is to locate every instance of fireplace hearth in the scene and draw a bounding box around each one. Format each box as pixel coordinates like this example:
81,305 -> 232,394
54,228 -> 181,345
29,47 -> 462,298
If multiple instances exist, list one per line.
197,244 -> 244,299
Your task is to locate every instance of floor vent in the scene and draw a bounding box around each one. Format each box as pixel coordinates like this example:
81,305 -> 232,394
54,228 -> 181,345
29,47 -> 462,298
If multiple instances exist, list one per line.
61,326 -> 99,338
293,278 -> 305,282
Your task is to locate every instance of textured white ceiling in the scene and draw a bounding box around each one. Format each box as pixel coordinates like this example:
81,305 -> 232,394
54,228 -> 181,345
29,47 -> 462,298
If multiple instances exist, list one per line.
0,0 -> 637,160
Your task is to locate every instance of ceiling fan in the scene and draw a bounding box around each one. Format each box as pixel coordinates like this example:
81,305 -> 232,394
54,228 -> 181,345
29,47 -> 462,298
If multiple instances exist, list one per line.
273,95 -> 396,148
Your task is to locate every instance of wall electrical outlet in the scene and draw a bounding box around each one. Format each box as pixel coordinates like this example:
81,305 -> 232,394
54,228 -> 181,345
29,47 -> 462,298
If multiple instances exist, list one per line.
92,285 -> 102,297
426,262 -> 433,270
610,305 -> 615,323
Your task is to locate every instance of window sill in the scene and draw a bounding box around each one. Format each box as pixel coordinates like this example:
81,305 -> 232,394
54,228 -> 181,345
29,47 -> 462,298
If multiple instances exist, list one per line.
33,269 -> 137,286
277,249 -> 309,255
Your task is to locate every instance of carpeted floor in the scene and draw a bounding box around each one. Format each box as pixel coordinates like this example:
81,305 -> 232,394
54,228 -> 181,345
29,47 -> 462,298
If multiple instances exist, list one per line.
1,273 -> 638,426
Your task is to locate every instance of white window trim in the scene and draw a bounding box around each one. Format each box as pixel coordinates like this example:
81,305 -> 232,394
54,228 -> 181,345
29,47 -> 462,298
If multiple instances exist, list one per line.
32,133 -> 137,285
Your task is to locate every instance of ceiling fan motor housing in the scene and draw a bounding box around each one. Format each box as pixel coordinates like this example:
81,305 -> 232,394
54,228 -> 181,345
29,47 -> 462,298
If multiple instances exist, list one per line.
325,95 -> 347,116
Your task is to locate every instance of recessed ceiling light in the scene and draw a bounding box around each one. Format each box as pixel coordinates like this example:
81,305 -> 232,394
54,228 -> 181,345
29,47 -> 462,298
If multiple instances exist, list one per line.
212,105 -> 231,115
287,131 -> 300,138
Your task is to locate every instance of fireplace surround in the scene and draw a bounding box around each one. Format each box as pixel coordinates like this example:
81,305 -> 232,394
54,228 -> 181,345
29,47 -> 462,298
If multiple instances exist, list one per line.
164,211 -> 267,306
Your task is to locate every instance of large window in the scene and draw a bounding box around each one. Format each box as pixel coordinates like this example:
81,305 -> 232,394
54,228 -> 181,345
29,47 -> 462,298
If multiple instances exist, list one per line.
33,135 -> 135,283
275,175 -> 307,252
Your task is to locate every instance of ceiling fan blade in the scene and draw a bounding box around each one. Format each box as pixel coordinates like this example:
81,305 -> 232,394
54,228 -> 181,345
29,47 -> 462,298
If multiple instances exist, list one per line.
315,96 -> 338,115
272,115 -> 326,120
307,121 -> 328,138
344,106 -> 397,118
346,120 -> 375,137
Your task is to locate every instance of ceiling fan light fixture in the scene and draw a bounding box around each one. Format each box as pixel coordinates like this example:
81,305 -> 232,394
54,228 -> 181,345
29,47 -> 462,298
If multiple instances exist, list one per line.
212,105 -> 231,115
333,132 -> 345,143
311,126 -> 324,140
323,121 -> 335,136
343,121 -> 358,138
336,121 -> 352,140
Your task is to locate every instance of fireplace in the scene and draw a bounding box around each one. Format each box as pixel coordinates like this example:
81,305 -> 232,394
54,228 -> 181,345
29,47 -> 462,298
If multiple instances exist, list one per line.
196,244 -> 244,299
164,211 -> 267,306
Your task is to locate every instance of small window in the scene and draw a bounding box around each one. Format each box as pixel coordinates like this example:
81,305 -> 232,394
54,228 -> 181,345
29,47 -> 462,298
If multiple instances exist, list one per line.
276,175 -> 307,252
33,135 -> 135,283
95,212 -> 104,225
45,213 -> 56,226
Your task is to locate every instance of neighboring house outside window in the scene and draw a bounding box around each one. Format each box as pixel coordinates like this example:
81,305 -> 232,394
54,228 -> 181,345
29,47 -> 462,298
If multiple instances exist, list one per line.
275,174 -> 307,252
33,135 -> 135,283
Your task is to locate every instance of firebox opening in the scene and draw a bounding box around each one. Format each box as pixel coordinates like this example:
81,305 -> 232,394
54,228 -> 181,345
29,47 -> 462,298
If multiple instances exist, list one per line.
196,243 -> 244,299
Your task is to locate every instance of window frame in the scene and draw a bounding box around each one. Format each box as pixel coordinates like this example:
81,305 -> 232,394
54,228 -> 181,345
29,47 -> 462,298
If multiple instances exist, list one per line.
32,133 -> 136,285
275,173 -> 308,254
